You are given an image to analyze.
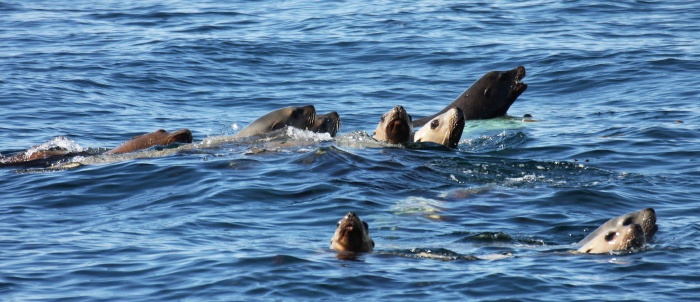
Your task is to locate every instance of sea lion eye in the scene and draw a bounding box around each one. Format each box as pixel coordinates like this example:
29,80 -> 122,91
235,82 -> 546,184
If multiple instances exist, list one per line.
483,88 -> 491,96
430,120 -> 439,129
604,232 -> 616,241
622,217 -> 633,226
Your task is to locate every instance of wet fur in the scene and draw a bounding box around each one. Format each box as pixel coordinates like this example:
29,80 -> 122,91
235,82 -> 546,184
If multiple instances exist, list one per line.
330,212 -> 374,253
414,107 -> 465,148
373,105 -> 414,144
413,66 -> 527,127
234,105 -> 317,138
577,208 -> 657,254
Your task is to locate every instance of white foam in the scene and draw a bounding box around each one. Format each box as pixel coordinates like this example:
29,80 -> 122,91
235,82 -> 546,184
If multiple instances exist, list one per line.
23,136 -> 86,158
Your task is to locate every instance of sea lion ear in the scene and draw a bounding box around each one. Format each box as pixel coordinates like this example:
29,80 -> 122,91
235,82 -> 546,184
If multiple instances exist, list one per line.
371,240 -> 375,248
363,221 -> 369,231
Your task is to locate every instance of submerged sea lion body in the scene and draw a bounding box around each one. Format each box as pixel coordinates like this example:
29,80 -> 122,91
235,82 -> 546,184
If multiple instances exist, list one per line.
576,208 -> 658,254
309,111 -> 341,137
414,107 -> 465,148
330,212 -> 375,253
0,147 -> 91,167
413,66 -> 527,127
373,105 -> 413,144
105,129 -> 193,154
234,105 -> 316,138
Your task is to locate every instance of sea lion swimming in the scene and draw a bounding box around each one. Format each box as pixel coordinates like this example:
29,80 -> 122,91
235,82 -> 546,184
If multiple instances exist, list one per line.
373,105 -> 413,144
413,107 -> 465,148
330,212 -> 375,253
576,208 -> 658,254
234,105 -> 316,138
105,129 -> 193,154
309,111 -> 341,137
1,129 -> 193,167
413,66 -> 527,127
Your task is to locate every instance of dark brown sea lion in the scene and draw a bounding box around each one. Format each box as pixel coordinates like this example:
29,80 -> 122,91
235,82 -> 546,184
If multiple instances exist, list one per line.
0,146 -> 91,167
234,105 -> 316,138
413,66 -> 527,127
413,107 -> 465,148
105,129 -> 193,154
373,105 -> 413,144
309,111 -> 341,137
330,212 -> 375,253
576,208 -> 658,254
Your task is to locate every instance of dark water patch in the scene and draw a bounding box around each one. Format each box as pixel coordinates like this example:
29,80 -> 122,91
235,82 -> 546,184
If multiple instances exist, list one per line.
382,248 -> 478,261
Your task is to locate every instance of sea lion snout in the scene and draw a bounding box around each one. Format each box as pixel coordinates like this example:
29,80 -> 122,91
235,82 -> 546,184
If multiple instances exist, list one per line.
330,212 -> 374,253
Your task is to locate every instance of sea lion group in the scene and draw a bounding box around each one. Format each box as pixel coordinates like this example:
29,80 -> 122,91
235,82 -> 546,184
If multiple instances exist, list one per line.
331,208 -> 659,256
1,65 -> 660,257
1,66 -> 526,166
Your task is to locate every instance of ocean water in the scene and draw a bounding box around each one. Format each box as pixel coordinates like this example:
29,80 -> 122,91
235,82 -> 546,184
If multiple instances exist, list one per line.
1,0 -> 700,301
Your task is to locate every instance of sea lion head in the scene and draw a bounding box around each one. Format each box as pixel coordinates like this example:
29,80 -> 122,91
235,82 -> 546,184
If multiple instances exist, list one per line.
466,65 -> 527,119
309,111 -> 341,137
373,105 -> 413,144
577,223 -> 646,254
330,212 -> 374,253
165,129 -> 194,145
577,208 -> 658,254
279,105 -> 317,131
414,107 -> 465,148
236,105 -> 317,138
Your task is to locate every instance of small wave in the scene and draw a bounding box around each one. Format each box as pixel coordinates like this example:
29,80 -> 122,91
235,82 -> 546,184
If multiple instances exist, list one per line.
20,136 -> 86,159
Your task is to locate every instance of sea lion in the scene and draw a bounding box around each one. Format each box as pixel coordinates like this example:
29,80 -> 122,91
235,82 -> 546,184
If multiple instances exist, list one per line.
0,146 -> 91,167
309,111 -> 341,137
330,212 -> 375,253
105,129 -> 193,154
576,208 -> 658,254
234,105 -> 316,138
413,107 -> 465,148
373,105 -> 413,144
413,66 -> 528,127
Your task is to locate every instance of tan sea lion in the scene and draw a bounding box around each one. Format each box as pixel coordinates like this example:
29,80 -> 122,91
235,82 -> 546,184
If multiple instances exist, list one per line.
373,105 -> 413,144
413,107 -> 465,148
309,111 -> 341,137
234,105 -> 316,138
330,212 -> 375,253
413,66 -> 527,127
105,129 -> 193,154
576,208 -> 658,254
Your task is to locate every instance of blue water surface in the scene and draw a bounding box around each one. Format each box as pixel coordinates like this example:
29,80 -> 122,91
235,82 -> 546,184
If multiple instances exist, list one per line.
1,1 -> 700,301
